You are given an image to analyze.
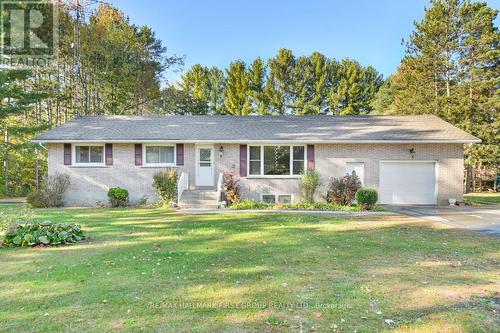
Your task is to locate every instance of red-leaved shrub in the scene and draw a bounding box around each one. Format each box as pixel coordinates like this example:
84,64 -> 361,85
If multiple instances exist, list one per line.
327,173 -> 362,205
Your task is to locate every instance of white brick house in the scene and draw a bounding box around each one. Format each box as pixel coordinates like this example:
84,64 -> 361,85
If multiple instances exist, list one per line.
33,115 -> 480,207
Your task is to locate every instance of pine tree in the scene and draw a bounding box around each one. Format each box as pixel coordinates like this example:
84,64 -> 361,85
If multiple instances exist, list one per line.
264,48 -> 296,114
292,52 -> 329,114
224,60 -> 251,115
0,69 -> 44,194
207,67 -> 226,114
386,0 -> 499,190
371,76 -> 396,114
248,58 -> 268,115
328,59 -> 382,114
180,64 -> 210,113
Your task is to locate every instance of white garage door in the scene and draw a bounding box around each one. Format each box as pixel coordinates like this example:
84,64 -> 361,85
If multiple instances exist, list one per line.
380,161 -> 437,205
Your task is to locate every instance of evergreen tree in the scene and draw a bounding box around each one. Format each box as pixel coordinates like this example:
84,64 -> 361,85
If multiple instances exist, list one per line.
180,64 -> 210,114
387,0 -> 499,189
0,70 -> 45,194
264,48 -> 296,114
207,67 -> 226,114
328,59 -> 382,114
181,64 -> 210,102
293,52 -> 329,114
248,58 -> 268,115
371,76 -> 396,114
224,60 -> 252,115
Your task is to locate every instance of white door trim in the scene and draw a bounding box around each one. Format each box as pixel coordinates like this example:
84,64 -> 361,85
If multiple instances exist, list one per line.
195,144 -> 214,187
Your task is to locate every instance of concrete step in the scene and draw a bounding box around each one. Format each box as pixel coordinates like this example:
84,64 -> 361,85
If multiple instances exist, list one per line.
184,205 -> 218,209
182,192 -> 218,199
179,199 -> 217,205
179,189 -> 219,209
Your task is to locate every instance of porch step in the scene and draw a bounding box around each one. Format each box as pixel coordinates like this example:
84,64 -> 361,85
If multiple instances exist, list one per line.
179,189 -> 219,209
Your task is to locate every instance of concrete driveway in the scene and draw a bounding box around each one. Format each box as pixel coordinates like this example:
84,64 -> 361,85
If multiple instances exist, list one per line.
386,205 -> 500,236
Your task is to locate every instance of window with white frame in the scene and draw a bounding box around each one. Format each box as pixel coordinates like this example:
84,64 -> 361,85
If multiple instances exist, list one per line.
346,162 -> 365,185
277,194 -> 292,204
248,145 -> 305,176
74,144 -> 104,165
261,194 -> 276,204
261,194 -> 293,204
144,145 -> 175,165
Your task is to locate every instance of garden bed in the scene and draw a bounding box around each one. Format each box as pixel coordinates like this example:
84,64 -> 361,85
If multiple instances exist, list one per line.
229,199 -> 386,212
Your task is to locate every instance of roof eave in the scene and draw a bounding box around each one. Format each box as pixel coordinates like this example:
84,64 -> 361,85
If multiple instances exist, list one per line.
31,139 -> 482,144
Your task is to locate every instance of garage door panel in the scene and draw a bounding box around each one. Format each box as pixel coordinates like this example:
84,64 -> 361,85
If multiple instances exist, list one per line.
380,162 -> 436,205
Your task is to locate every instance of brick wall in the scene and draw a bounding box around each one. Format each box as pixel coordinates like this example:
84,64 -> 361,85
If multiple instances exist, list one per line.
49,142 -> 464,206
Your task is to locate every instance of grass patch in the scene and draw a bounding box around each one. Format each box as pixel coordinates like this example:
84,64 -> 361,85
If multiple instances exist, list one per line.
0,205 -> 498,332
464,193 -> 500,205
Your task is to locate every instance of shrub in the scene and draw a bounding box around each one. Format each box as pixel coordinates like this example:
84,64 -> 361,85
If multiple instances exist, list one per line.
138,195 -> 148,206
355,188 -> 378,210
2,220 -> 85,247
107,187 -> 129,207
327,173 -> 362,206
223,170 -> 240,205
26,191 -> 46,208
230,200 -> 363,211
230,199 -> 272,210
27,172 -> 70,208
153,168 -> 178,204
299,170 -> 321,203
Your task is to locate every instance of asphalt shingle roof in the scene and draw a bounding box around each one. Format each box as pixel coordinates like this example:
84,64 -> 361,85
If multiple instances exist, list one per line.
32,115 -> 480,143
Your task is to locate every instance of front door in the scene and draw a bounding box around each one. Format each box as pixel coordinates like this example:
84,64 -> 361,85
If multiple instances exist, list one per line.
196,145 -> 214,187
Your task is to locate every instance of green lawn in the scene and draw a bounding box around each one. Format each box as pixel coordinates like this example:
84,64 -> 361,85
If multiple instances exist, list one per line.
464,192 -> 500,205
0,206 -> 498,332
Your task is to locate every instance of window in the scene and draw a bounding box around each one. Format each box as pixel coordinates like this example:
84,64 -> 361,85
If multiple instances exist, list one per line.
261,194 -> 293,204
346,162 -> 365,186
292,146 -> 305,175
199,148 -> 211,167
145,145 -> 175,165
249,146 -> 261,175
74,145 -> 104,165
262,194 -> 276,204
277,194 -> 292,204
248,145 -> 305,176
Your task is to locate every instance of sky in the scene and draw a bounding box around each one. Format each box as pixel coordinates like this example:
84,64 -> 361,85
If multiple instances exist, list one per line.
107,0 -> 500,84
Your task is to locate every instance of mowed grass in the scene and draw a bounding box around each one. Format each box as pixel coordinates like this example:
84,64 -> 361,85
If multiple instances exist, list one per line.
464,193 -> 500,205
0,206 -> 499,332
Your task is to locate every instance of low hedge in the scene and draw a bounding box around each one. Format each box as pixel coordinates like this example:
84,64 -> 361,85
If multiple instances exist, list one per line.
108,187 -> 129,207
355,188 -> 378,210
230,199 -> 385,211
2,221 -> 85,247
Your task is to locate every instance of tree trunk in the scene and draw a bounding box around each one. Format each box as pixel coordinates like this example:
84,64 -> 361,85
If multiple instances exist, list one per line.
465,163 -> 473,193
445,50 -> 451,98
3,130 -> 9,194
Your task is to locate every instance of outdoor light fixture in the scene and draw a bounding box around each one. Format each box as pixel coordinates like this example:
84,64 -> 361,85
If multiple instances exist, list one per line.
219,145 -> 224,158
409,148 -> 416,159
